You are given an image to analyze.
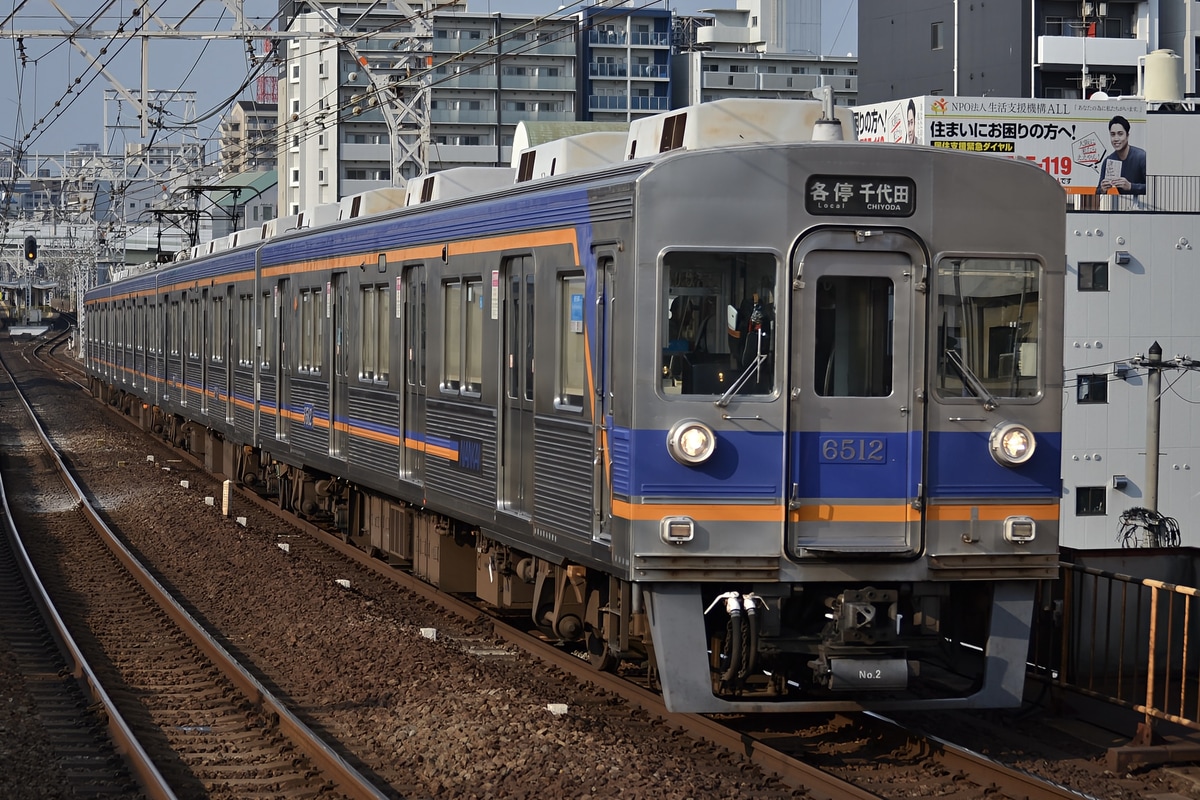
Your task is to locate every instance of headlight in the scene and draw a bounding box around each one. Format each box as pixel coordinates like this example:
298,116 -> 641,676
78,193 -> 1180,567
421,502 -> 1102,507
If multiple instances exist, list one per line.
989,421 -> 1036,466
666,419 -> 716,465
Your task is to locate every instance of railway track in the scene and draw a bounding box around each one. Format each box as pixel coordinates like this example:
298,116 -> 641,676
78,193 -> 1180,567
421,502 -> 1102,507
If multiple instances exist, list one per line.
0,488 -> 144,797
0,332 -> 388,799
12,329 -> 1184,799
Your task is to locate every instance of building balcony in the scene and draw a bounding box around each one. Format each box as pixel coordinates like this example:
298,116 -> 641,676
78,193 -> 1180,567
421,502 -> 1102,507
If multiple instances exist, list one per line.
496,74 -> 576,91
502,37 -> 575,56
341,142 -> 392,161
434,38 -> 496,55
590,63 -> 668,79
702,72 -> 760,90
1037,35 -> 1147,69
430,108 -> 499,124
432,72 -> 496,89
701,72 -> 857,93
588,95 -> 670,112
587,30 -> 669,47
697,26 -> 761,48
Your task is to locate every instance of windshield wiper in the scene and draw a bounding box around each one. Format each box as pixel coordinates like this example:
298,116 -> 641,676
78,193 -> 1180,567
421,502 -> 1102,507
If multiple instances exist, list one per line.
945,348 -> 998,411
716,332 -> 767,408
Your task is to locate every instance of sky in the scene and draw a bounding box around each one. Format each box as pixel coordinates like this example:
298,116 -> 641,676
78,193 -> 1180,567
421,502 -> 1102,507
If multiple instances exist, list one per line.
0,0 -> 857,159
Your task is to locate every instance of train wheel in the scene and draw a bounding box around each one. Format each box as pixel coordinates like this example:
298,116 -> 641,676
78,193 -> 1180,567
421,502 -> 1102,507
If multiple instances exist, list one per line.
586,628 -> 617,672
585,585 -> 617,671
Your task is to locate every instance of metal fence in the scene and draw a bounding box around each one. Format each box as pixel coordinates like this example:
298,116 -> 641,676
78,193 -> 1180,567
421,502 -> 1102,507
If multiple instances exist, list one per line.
1030,562 -> 1200,743
1067,175 -> 1200,213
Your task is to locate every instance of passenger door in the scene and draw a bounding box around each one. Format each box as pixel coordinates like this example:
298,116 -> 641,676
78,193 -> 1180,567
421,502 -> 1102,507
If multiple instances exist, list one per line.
787,229 -> 927,558
330,272 -> 348,459
274,280 -> 289,441
594,257 -> 615,544
500,255 -> 535,518
401,263 -> 426,485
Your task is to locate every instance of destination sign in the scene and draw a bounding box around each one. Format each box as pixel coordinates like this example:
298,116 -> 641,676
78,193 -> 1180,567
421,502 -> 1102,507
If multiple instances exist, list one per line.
805,175 -> 916,217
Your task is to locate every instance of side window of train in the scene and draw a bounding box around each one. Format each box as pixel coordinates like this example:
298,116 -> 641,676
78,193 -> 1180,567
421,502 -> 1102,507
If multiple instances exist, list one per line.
211,293 -> 225,363
188,297 -> 202,359
934,257 -> 1042,401
359,283 -> 391,384
557,274 -> 585,411
260,290 -> 273,369
168,301 -> 179,356
299,286 -> 324,374
239,294 -> 254,367
441,278 -> 484,397
660,250 -> 777,397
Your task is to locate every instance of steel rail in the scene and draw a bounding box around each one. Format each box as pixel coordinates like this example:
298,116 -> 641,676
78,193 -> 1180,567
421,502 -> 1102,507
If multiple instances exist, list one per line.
6,339 -> 390,800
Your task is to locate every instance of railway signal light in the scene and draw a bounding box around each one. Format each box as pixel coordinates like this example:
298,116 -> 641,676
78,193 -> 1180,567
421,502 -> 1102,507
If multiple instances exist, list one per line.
24,236 -> 37,262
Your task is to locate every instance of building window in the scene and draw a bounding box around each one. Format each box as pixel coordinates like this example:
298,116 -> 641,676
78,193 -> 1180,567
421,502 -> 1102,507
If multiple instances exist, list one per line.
1078,261 -> 1108,291
1077,374 -> 1108,404
1076,487 -> 1107,516
291,64 -> 300,80
932,21 -> 944,50
290,168 -> 300,185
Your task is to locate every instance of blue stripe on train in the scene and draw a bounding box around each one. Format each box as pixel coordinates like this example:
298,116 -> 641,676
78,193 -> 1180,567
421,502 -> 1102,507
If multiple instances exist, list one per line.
608,427 -> 1061,500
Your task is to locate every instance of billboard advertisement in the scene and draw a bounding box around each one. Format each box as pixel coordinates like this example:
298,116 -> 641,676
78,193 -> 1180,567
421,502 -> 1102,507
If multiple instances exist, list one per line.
853,96 -> 1148,196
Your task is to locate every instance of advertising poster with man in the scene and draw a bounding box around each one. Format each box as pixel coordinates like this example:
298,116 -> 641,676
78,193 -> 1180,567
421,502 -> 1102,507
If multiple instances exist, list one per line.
855,98 -> 922,144
852,96 -> 1148,197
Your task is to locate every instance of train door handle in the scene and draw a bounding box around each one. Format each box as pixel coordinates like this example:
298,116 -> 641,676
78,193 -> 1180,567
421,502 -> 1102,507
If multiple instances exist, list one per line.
899,406 -> 909,416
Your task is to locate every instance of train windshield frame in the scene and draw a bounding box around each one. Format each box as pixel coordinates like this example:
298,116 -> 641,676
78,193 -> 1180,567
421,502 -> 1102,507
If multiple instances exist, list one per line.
659,250 -> 778,399
934,256 -> 1044,404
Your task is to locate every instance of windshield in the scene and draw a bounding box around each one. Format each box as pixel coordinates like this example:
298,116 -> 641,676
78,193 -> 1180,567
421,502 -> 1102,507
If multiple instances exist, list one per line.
660,251 -> 776,397
935,257 -> 1042,402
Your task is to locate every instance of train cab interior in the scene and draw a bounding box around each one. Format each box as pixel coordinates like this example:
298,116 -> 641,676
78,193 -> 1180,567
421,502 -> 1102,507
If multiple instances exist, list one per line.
661,251 -> 776,397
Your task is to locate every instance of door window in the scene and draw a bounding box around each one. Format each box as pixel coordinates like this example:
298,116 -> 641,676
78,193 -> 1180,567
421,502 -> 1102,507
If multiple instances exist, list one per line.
813,275 -> 894,397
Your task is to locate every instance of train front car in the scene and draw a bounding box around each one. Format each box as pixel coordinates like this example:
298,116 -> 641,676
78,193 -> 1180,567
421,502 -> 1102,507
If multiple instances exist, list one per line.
623,138 -> 1064,712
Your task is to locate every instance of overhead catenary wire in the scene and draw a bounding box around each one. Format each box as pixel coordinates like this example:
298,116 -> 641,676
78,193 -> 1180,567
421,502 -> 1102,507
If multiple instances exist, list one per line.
8,0 -> 685,257
89,0 -> 649,221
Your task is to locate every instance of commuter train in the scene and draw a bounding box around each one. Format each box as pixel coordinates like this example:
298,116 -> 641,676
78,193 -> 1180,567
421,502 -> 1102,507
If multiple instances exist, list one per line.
84,99 -> 1065,713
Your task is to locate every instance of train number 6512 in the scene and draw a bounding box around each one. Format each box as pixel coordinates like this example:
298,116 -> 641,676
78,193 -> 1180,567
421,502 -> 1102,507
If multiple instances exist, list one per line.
819,437 -> 887,463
